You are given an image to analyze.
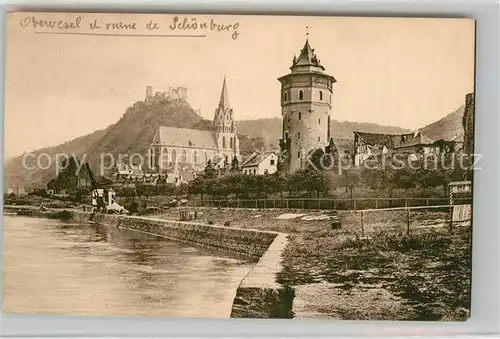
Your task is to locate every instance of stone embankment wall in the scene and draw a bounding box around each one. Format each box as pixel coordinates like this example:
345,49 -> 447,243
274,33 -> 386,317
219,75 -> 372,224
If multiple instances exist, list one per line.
4,206 -> 294,318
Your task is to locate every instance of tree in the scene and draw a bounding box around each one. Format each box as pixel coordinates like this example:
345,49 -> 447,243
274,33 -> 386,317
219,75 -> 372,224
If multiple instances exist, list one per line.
338,168 -> 362,200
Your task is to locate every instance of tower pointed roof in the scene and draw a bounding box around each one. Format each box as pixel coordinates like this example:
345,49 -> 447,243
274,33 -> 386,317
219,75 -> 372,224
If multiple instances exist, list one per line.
291,39 -> 325,71
218,76 -> 230,110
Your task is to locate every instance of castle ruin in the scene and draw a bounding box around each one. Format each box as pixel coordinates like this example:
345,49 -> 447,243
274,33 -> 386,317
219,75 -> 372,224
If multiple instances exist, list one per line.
145,85 -> 188,103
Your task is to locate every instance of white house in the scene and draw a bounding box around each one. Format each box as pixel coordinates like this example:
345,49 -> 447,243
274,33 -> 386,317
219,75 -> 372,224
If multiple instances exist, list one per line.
241,151 -> 279,175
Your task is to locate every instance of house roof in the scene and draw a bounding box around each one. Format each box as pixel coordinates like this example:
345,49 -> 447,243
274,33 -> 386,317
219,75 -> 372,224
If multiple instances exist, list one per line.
354,131 -> 436,149
241,151 -> 278,168
331,138 -> 355,155
152,126 -> 217,150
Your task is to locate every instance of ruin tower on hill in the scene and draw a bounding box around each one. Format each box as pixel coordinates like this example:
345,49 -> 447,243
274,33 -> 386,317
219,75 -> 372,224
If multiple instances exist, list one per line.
278,39 -> 337,172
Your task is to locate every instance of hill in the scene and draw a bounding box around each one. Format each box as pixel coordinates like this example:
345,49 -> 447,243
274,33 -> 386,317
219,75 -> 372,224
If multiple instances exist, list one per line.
5,98 -> 419,191
236,118 -> 411,149
419,105 -> 465,141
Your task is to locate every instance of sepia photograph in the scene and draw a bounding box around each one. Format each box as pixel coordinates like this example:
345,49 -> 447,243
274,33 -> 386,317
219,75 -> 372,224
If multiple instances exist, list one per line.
3,12 -> 475,321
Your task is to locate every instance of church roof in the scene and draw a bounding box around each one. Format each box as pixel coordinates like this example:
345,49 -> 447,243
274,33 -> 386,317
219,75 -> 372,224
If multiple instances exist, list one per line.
291,39 -> 325,71
152,126 -> 217,150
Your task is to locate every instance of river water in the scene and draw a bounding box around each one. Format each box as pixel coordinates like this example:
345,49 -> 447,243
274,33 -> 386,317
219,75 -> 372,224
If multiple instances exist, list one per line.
2,216 -> 252,318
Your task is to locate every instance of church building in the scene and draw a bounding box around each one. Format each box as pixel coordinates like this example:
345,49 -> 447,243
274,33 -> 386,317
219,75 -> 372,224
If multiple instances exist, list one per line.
148,78 -> 240,173
278,39 -> 337,172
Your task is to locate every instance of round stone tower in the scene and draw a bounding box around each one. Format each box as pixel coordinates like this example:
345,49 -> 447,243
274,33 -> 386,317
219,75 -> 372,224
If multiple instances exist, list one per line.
278,39 -> 336,172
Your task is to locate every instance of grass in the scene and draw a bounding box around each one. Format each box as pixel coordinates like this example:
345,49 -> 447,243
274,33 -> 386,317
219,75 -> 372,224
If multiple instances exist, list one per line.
155,207 -> 471,321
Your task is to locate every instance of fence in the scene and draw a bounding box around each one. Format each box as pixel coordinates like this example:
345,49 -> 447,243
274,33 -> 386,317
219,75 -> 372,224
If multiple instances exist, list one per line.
193,197 -> 472,211
355,204 -> 471,238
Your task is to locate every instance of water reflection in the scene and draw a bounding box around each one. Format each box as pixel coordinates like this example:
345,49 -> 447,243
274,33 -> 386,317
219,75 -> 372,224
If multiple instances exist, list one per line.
3,216 -> 251,318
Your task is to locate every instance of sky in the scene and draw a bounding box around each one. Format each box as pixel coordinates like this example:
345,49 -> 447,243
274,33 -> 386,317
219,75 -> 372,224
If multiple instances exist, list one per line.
5,13 -> 475,158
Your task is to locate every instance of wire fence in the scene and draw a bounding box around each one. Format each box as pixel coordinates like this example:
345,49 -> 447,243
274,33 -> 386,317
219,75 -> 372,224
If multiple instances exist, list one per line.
190,197 -> 472,211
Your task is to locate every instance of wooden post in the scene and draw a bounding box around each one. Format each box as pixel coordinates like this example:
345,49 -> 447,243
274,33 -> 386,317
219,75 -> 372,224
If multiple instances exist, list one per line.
255,200 -> 258,209
353,199 -> 357,212
375,199 -> 378,209
406,209 -> 410,235
360,211 -> 365,237
405,199 -> 408,208
426,199 -> 429,206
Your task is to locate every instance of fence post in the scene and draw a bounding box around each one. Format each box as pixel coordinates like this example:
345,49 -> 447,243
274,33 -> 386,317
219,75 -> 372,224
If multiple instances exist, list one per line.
375,199 -> 378,209
353,199 -> 357,212
264,199 -> 267,209
426,199 -> 429,206
273,199 -> 276,209
360,211 -> 365,237
406,209 -> 411,235
255,200 -> 258,209
317,199 -> 320,210
302,200 -> 304,210
286,199 -> 289,209
405,199 -> 408,208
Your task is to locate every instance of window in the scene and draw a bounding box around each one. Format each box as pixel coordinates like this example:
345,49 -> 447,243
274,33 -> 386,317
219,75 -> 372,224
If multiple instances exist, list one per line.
264,169 -> 269,175
297,151 -> 301,159
230,137 -> 233,149
222,136 -> 226,149
284,92 -> 288,102
204,151 -> 208,163
298,112 -> 302,120
172,149 -> 177,163
298,132 -> 301,140
319,91 -> 323,101
285,131 -> 289,140
181,149 -> 187,163
299,90 -> 304,100
318,137 -> 321,142
318,118 -> 321,124
270,159 -> 275,165
253,169 -> 256,174
193,151 -> 198,163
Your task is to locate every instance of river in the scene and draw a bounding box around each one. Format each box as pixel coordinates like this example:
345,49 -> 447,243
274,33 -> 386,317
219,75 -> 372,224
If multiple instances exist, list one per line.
2,216 -> 252,318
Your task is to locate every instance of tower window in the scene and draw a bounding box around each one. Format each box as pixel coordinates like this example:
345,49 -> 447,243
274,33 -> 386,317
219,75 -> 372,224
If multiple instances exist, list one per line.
319,91 -> 323,101
318,137 -> 321,142
230,137 -> 233,149
297,151 -> 301,159
298,112 -> 302,120
222,136 -> 226,149
284,92 -> 288,102
298,132 -> 301,140
285,131 -> 289,140
299,90 -> 304,100
318,118 -> 321,124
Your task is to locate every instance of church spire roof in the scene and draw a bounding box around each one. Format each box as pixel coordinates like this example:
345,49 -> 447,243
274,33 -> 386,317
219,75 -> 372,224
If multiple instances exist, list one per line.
291,39 -> 325,71
218,76 -> 230,110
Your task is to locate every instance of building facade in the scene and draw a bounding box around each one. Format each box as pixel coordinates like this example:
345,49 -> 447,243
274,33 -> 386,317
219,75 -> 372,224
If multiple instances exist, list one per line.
148,78 -> 240,173
278,39 -> 337,172
463,92 -> 475,154
241,151 -> 279,175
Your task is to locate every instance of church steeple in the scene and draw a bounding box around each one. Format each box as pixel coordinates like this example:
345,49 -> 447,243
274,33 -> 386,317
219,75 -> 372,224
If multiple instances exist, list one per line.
213,77 -> 235,133
218,76 -> 230,110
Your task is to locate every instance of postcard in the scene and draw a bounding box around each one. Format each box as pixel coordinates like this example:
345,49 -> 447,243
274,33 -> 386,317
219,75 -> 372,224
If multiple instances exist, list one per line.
3,12 -> 475,320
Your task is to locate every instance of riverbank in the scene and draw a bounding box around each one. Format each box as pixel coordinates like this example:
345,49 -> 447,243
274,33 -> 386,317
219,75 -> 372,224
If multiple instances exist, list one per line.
156,207 -> 472,321
3,205 -> 293,319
